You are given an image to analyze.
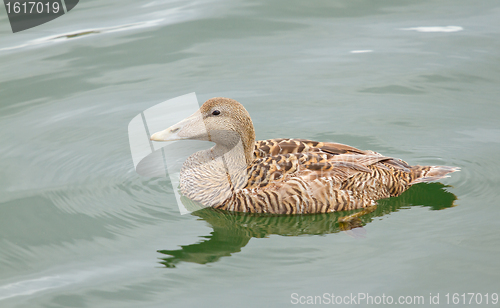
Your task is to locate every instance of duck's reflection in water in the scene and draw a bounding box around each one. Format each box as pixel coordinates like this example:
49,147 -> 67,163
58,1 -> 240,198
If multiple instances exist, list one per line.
158,183 -> 456,268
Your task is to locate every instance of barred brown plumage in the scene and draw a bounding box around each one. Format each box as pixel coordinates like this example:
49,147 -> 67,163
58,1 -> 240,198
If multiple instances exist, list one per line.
150,97 -> 459,214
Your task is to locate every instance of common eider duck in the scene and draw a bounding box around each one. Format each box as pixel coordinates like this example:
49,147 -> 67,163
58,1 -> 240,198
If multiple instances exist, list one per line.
150,97 -> 458,214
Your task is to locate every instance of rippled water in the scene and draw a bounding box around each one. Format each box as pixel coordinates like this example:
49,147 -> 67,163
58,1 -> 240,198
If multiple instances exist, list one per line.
1,0 -> 499,307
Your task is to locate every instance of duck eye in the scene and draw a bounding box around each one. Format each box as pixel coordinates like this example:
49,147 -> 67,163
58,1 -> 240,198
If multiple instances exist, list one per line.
212,110 -> 221,116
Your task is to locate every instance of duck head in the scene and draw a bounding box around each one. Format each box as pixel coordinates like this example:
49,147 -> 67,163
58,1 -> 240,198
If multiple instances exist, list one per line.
150,97 -> 256,165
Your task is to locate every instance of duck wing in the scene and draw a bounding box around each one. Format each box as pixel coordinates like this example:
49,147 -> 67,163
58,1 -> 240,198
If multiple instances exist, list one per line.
222,151 -> 397,214
245,151 -> 394,189
254,138 -> 411,172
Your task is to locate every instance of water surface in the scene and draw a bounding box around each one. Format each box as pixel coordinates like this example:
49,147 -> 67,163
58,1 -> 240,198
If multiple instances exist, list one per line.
1,0 -> 499,307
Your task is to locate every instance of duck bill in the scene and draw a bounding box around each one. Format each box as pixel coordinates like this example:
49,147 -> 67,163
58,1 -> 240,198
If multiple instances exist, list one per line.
150,111 -> 206,142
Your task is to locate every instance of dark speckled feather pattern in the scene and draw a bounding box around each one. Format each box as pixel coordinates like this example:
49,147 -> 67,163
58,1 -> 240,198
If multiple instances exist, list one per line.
213,138 -> 458,214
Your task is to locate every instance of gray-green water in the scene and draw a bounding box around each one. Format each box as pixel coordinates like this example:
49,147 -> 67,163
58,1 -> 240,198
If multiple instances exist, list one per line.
1,0 -> 499,307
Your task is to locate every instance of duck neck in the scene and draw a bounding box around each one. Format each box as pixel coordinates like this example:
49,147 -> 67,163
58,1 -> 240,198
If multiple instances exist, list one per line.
239,123 -> 256,166
210,129 -> 255,166
242,138 -> 255,165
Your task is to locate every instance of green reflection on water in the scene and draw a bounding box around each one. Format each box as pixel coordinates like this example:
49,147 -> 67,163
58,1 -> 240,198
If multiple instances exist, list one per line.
158,182 -> 456,268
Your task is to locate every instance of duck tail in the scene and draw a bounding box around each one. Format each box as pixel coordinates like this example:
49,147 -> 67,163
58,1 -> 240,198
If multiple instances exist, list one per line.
409,165 -> 460,185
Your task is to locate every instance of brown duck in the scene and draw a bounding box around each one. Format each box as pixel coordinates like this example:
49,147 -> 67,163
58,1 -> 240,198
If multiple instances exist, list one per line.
150,97 -> 458,215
